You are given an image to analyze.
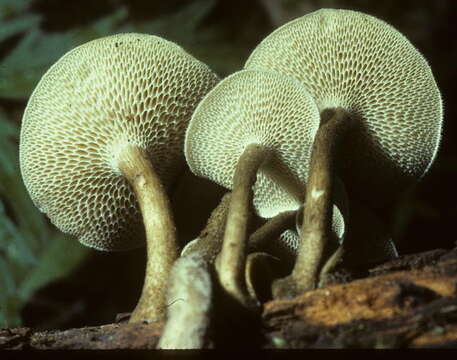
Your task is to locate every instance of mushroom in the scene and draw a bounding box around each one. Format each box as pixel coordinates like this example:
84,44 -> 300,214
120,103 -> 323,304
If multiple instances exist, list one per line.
19,33 -> 219,321
185,69 -> 346,307
245,9 -> 443,296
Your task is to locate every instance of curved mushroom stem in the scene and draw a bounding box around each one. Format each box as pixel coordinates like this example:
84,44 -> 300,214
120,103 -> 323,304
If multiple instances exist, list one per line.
218,143 -> 270,309
248,210 -> 296,252
181,192 -> 232,263
117,145 -> 178,322
248,210 -> 296,267
318,242 -> 345,288
245,252 -> 282,303
272,107 -> 355,299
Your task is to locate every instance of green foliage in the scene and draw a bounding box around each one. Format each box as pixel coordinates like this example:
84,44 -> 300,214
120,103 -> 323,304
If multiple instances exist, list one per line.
0,6 -> 130,99
0,110 -> 90,328
0,0 -> 131,326
130,0 -> 246,75
0,0 -> 244,99
0,0 -> 33,20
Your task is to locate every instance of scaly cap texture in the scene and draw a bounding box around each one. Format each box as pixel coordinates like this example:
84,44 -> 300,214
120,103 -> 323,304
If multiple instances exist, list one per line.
20,33 -> 219,251
245,9 -> 443,207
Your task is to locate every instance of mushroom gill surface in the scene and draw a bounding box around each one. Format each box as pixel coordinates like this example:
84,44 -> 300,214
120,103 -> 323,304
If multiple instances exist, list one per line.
20,33 -> 219,251
245,9 -> 443,208
186,69 -> 324,219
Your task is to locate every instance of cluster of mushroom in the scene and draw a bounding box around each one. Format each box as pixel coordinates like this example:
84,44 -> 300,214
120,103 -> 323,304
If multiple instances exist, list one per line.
20,9 -> 442,348
184,8 -> 442,305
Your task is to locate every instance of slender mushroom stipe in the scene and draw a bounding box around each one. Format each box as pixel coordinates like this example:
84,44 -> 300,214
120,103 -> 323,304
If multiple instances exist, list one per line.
273,107 -> 355,296
219,144 -> 271,308
181,192 -> 232,264
116,145 -> 177,320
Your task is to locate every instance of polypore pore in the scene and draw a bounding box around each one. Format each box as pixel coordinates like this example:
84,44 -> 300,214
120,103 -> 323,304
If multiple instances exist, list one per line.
20,33 -> 219,321
245,9 -> 442,296
185,69 -> 345,307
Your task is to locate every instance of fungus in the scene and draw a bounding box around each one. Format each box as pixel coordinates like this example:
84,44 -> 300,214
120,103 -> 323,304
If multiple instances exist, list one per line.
245,9 -> 442,296
181,192 -> 232,263
248,210 -> 297,263
185,69 -> 345,307
20,33 -> 219,321
245,252 -> 283,303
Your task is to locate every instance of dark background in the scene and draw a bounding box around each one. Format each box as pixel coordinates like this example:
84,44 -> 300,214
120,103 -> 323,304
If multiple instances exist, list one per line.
0,0 -> 455,329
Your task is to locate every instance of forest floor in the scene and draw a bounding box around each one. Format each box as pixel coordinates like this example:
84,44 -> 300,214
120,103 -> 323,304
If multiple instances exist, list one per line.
1,246 -> 457,350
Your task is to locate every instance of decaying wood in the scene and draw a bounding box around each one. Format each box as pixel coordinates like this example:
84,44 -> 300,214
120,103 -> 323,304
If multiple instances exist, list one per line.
0,322 -> 163,350
2,247 -> 457,349
263,247 -> 457,348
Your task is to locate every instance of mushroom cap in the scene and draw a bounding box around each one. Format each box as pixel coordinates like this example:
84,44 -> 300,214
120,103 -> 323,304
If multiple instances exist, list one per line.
279,230 -> 300,256
185,69 -> 347,245
245,9 -> 443,207
20,33 -> 219,251
185,69 -> 321,219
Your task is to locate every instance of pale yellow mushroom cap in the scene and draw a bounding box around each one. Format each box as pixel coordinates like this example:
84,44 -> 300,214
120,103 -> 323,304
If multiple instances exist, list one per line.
245,9 -> 443,207
185,69 -> 321,219
185,69 -> 347,243
20,33 -> 219,251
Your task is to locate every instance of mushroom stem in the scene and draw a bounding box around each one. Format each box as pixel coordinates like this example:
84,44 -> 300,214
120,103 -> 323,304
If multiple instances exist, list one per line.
318,243 -> 345,288
117,145 -> 178,322
273,107 -> 354,298
245,252 -> 281,303
181,192 -> 232,263
248,210 -> 296,261
218,143 -> 270,308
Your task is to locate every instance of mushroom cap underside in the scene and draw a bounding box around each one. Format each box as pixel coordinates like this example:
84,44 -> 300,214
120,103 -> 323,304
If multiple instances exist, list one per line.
185,69 -> 322,219
245,8 -> 443,207
20,33 -> 219,251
